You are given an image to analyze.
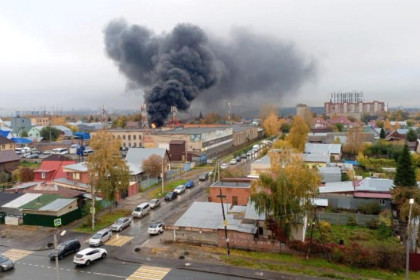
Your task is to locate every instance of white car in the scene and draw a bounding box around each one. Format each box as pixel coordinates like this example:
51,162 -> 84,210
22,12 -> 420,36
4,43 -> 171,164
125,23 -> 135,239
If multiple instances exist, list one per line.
229,159 -> 237,165
73,248 -> 107,266
89,228 -> 112,246
110,217 -> 131,232
148,222 -> 164,235
174,185 -> 186,194
220,163 -> 228,169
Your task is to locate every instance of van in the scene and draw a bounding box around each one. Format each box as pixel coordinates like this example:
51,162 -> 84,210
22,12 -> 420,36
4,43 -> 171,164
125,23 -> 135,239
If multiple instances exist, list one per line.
51,148 -> 69,155
132,202 -> 150,218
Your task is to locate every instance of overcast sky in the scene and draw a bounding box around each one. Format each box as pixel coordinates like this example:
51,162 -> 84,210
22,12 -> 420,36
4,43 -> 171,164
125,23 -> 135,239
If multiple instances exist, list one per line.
1,0 -> 419,113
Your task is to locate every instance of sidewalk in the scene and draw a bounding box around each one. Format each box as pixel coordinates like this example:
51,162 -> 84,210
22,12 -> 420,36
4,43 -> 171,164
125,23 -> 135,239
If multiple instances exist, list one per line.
114,244 -> 323,280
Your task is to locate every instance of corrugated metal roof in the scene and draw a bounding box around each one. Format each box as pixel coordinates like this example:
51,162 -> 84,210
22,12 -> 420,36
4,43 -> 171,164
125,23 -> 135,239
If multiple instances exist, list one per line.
39,198 -> 76,211
304,154 -> 330,163
2,193 -> 42,209
244,201 -> 266,220
175,202 -> 229,229
21,194 -> 61,210
318,181 -> 354,193
319,167 -> 341,175
54,178 -> 90,190
63,162 -> 88,172
305,143 -> 341,155
126,148 -> 167,174
356,178 -> 394,192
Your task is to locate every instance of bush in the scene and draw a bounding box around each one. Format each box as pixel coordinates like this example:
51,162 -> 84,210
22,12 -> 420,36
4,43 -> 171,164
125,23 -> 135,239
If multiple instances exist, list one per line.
366,218 -> 379,229
346,216 -> 357,226
358,202 -> 381,215
377,222 -> 393,239
369,242 -> 404,271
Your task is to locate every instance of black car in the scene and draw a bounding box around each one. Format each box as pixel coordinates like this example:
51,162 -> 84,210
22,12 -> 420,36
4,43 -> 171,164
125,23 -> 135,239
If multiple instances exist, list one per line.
165,191 -> 178,201
49,239 -> 81,260
198,173 -> 209,181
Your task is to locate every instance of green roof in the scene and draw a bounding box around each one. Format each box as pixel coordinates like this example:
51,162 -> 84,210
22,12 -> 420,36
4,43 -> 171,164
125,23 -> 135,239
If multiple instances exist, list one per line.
20,194 -> 62,210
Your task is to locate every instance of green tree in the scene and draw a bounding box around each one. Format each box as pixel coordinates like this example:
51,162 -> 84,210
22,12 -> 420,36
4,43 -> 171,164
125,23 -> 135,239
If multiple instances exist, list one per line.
20,130 -> 28,137
87,130 -> 130,212
40,127 -> 60,141
379,128 -> 386,139
287,116 -> 309,152
407,128 -> 418,142
250,156 -> 320,240
394,144 -> 416,187
334,123 -> 344,132
0,171 -> 9,183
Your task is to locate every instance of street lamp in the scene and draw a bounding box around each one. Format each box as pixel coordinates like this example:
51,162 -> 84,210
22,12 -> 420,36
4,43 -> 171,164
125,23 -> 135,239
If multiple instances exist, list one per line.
406,198 -> 414,280
54,229 -> 66,280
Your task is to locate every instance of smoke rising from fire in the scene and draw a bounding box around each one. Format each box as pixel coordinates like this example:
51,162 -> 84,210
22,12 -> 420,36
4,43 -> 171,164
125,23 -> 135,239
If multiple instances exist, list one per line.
104,19 -> 316,126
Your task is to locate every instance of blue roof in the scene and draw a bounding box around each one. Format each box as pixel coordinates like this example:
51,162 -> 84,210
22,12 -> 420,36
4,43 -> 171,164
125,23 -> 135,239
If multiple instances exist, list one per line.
0,130 -> 10,138
11,137 -> 32,144
74,132 -> 90,140
344,160 -> 361,166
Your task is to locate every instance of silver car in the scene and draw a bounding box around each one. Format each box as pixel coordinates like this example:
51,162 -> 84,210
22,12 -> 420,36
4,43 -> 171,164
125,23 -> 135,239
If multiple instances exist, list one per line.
89,228 -> 112,246
149,198 -> 161,209
110,217 -> 131,232
0,255 -> 14,271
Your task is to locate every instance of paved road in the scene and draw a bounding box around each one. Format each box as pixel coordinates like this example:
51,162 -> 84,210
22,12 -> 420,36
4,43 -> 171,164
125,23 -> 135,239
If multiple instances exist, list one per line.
0,248 -> 251,280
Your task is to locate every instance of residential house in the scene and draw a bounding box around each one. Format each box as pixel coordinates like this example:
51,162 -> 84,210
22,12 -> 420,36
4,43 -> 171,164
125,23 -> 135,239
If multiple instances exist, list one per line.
28,126 -> 43,138
33,154 -> 76,182
313,118 -> 328,129
11,117 -> 32,135
30,117 -> 50,127
0,150 -> 20,174
385,129 -> 407,142
0,136 -> 15,151
327,116 -> 358,129
0,193 -> 42,225
318,177 -> 393,211
54,126 -> 73,138
305,143 -> 342,161
0,193 -> 24,223
209,181 -> 252,206
318,167 -> 342,183
0,130 -> 12,139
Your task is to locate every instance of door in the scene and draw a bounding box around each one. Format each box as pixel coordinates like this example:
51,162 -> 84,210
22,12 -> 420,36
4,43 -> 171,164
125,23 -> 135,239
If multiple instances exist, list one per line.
232,196 -> 238,205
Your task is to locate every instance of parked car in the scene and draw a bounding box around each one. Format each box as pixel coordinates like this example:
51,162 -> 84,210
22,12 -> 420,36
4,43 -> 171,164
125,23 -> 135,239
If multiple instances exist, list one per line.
149,198 -> 161,209
83,149 -> 94,156
241,153 -> 247,159
49,239 -> 81,260
199,173 -> 209,181
110,217 -> 131,232
148,222 -> 164,235
185,180 -> 195,188
0,255 -> 14,271
220,163 -> 229,169
25,153 -> 39,159
229,159 -> 237,165
132,202 -> 151,218
73,248 -> 107,266
174,185 -> 186,194
89,228 -> 112,247
165,191 -> 178,201
43,150 -> 52,155
32,149 -> 42,155
235,156 -> 242,162
208,170 -> 214,177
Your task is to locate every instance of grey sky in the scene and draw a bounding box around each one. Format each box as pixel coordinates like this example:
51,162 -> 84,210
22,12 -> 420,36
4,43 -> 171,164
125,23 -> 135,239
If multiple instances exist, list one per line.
1,0 -> 419,113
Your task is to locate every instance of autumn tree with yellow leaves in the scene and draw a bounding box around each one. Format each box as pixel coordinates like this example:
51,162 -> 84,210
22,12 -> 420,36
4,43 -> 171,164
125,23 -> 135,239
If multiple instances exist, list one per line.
287,116 -> 309,152
87,130 -> 130,211
250,153 -> 320,240
263,113 -> 280,136
343,126 -> 365,157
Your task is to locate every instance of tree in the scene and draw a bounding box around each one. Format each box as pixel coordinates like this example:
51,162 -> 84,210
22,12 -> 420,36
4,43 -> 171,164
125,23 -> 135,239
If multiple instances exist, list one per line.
142,155 -> 164,178
376,120 -> 384,129
112,116 -> 127,128
263,113 -> 280,137
343,127 -> 365,157
20,130 -> 28,137
250,155 -> 320,240
0,171 -> 9,183
334,123 -> 344,132
379,128 -> 386,139
287,116 -> 309,152
18,167 -> 34,182
407,128 -> 418,142
87,130 -> 130,211
383,119 -> 393,131
394,144 -> 416,188
40,127 -> 60,141
259,104 -> 278,120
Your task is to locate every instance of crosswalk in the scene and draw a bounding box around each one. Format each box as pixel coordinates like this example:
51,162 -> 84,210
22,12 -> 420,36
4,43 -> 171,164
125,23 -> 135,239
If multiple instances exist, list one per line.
126,265 -> 171,280
1,249 -> 33,261
105,234 -> 133,247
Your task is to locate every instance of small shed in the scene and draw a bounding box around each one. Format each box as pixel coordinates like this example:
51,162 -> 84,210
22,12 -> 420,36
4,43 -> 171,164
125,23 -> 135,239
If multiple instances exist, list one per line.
169,140 -> 186,161
23,198 -> 81,227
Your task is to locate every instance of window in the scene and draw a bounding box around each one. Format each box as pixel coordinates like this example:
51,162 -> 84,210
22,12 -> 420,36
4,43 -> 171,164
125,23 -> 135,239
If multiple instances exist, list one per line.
133,143 -> 136,147
41,172 -> 46,179
133,135 -> 136,140
123,135 -> 126,140
128,135 -> 131,141
138,134 -> 142,140
1,145 -> 4,149
73,173 -> 80,180
379,199 -> 386,206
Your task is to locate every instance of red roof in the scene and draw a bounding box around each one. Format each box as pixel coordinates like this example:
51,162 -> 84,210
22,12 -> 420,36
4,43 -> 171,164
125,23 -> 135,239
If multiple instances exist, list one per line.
35,159 -> 76,181
33,169 -> 54,173
353,192 -> 391,199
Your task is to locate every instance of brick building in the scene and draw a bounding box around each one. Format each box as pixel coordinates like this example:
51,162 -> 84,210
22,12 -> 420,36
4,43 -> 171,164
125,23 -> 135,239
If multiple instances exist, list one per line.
209,181 -> 251,206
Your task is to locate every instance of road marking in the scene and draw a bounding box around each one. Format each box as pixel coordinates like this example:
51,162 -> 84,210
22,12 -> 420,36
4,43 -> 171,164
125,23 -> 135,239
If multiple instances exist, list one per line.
140,239 -> 150,247
1,249 -> 33,261
105,234 -> 133,246
126,265 -> 171,280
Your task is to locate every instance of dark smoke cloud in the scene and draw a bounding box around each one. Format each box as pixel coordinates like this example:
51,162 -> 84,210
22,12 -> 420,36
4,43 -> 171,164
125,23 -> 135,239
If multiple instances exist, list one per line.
104,20 -> 316,126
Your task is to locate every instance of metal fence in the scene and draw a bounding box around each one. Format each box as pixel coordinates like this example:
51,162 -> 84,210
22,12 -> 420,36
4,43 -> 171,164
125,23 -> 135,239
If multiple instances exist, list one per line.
318,212 -> 378,227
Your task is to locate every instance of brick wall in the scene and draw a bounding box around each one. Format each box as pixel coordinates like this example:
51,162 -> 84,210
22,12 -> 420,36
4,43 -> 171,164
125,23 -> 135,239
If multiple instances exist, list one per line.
209,186 -> 250,206
217,230 -> 282,252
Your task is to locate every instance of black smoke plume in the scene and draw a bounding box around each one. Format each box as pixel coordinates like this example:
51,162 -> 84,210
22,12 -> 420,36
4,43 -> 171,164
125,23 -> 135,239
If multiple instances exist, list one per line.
104,20 -> 316,126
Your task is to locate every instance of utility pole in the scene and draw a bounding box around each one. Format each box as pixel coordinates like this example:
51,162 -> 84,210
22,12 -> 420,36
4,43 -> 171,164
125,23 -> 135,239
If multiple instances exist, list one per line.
91,185 -> 96,231
217,160 -> 220,182
161,157 -> 165,194
54,227 -> 60,280
406,198 -> 415,280
217,187 -> 230,258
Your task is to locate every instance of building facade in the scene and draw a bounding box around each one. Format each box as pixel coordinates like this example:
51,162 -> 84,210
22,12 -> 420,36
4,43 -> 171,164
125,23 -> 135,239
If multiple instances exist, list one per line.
91,129 -> 146,148
324,91 -> 387,118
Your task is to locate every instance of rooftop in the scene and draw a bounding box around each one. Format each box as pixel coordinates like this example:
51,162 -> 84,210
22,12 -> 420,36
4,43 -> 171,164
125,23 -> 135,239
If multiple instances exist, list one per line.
156,127 -> 232,136
0,150 -> 20,164
175,201 -> 229,229
20,194 -> 61,210
211,181 -> 251,188
39,198 -> 76,212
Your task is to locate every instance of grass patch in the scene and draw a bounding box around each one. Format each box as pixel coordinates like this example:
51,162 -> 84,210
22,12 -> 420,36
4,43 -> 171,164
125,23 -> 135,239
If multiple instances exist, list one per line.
147,180 -> 188,199
20,160 -> 41,169
197,245 -> 419,280
72,209 -> 131,233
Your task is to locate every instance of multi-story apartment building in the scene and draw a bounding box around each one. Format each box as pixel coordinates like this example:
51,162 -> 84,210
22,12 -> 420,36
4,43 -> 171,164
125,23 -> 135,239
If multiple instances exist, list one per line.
324,91 -> 387,118
90,129 -> 146,148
